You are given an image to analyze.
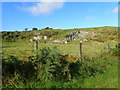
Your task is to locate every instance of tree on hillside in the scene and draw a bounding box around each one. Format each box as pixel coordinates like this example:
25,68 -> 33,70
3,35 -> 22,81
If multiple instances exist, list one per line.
44,27 -> 53,29
25,28 -> 28,31
32,28 -> 38,30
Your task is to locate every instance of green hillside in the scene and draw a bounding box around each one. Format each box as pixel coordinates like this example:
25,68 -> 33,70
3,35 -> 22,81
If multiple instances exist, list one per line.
1,26 -> 119,88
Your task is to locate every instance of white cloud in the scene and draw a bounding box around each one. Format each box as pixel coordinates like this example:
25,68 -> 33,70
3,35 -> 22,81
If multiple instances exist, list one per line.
85,16 -> 96,20
23,0 -> 64,16
112,5 -> 120,13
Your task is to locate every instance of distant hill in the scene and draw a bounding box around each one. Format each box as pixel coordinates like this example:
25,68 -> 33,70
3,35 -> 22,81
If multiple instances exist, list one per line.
1,27 -> 118,44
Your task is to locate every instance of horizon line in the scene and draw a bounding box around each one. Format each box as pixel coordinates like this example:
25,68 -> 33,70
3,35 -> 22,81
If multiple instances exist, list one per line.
1,26 -> 118,32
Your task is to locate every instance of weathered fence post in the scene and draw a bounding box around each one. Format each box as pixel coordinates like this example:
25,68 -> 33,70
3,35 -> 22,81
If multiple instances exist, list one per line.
79,41 -> 83,59
34,40 -> 38,51
34,40 -> 39,59
106,43 -> 110,52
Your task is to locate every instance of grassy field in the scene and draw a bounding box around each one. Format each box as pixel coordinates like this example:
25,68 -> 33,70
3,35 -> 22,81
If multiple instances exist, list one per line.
1,27 -> 119,88
2,40 -> 117,59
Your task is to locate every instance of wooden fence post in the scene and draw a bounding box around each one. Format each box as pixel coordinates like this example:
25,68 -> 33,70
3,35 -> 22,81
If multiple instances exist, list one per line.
34,40 -> 38,51
34,40 -> 39,60
106,43 -> 110,52
79,41 -> 82,59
